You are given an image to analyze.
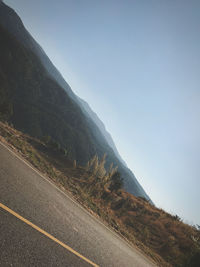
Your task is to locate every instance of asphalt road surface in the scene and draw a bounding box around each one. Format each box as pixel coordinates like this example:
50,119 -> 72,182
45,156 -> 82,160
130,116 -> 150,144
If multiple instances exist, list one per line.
0,141 -> 155,267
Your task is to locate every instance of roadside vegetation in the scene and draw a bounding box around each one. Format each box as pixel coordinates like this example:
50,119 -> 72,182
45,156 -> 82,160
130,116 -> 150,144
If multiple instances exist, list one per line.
0,121 -> 200,267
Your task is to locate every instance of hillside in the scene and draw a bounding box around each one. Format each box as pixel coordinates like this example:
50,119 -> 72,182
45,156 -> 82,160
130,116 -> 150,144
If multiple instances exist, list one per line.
0,1 -> 150,200
0,121 -> 199,267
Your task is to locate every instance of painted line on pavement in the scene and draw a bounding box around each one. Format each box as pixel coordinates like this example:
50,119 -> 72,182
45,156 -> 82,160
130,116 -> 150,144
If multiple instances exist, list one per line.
0,202 -> 99,267
0,141 -> 129,246
0,141 -> 155,265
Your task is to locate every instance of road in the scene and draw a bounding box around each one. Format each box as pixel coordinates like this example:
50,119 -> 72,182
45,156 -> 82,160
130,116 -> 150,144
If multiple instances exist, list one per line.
0,141 -> 155,267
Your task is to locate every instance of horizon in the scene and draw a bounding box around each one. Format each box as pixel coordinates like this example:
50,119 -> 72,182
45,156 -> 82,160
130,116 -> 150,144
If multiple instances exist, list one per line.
4,0 -> 200,225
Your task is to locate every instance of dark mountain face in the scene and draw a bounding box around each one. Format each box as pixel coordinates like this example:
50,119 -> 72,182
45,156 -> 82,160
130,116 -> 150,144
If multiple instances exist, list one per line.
0,1 -> 126,167
0,2 -> 151,201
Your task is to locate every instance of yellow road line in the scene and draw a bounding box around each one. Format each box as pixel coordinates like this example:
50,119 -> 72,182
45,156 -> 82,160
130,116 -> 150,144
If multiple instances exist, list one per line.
0,203 -> 99,267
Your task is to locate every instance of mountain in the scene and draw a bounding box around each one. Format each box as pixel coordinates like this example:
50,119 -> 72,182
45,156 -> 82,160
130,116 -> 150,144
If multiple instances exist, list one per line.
0,1 -> 126,167
0,1 -> 151,201
77,96 -> 128,167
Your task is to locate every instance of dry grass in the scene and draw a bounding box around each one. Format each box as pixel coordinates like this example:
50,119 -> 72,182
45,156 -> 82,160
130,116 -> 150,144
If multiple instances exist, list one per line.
0,121 -> 199,267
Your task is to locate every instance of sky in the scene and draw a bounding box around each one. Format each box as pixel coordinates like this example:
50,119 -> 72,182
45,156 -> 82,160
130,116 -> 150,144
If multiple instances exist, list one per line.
4,0 -> 200,225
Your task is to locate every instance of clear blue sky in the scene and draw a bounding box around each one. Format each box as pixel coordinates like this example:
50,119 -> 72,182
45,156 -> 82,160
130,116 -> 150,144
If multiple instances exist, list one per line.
4,0 -> 200,225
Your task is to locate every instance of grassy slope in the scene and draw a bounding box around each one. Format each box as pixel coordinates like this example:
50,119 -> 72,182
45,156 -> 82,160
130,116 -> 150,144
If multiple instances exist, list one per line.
1,121 -> 199,267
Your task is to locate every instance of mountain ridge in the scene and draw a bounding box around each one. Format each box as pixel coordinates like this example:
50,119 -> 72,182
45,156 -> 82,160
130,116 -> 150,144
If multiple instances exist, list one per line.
0,1 -> 125,167
0,1 -> 151,202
